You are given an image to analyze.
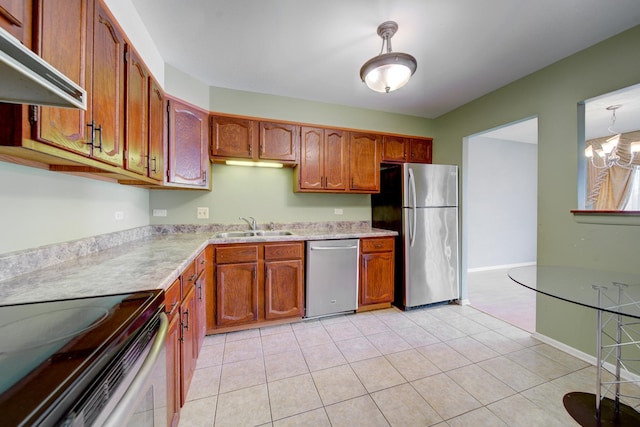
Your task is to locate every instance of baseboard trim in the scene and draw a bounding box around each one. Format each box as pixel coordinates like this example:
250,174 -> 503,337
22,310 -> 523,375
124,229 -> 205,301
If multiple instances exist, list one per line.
467,262 -> 536,273
531,332 -> 640,383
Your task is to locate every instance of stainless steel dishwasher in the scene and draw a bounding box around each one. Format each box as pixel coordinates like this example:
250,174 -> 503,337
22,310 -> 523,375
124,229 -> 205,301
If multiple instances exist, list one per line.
305,239 -> 359,318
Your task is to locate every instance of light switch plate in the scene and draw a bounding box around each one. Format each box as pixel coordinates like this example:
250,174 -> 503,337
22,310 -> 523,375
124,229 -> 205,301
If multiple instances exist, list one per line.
334,208 -> 344,215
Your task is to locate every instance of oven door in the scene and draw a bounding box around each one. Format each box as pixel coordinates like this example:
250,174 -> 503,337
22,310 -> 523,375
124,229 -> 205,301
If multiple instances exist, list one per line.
63,311 -> 169,427
102,312 -> 168,426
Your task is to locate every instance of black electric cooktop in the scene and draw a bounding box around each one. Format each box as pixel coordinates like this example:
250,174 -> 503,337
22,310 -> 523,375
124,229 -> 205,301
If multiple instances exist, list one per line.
0,290 -> 163,426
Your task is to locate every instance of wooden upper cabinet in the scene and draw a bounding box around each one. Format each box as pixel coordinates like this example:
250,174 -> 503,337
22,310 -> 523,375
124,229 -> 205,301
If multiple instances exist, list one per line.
0,0 -> 32,45
210,116 -> 256,159
147,78 -> 165,181
32,0 -> 91,156
409,138 -> 432,163
90,0 -> 125,167
259,122 -> 298,162
210,116 -> 298,164
297,126 -> 346,192
36,0 -> 126,167
324,129 -> 347,190
124,46 -> 148,175
382,136 -> 408,163
298,126 -> 323,190
348,132 -> 380,193
167,97 -> 210,188
381,136 -> 432,164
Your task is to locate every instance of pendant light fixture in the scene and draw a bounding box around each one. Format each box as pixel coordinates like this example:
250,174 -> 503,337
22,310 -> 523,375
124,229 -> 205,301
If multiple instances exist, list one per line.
360,21 -> 417,93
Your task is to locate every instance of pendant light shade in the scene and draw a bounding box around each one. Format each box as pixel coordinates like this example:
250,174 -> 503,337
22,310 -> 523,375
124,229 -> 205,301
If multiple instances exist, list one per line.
360,21 -> 417,93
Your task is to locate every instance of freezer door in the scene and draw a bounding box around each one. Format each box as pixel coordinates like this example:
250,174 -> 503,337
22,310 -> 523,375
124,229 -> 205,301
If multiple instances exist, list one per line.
404,164 -> 458,208
404,206 -> 459,307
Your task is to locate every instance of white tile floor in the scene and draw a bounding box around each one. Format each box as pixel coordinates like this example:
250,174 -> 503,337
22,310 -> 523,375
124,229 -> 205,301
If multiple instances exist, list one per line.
467,268 -> 536,332
177,303 -> 640,426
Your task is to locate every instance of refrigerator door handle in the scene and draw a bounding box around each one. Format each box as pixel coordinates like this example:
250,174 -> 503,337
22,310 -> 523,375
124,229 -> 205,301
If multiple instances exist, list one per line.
408,167 -> 417,247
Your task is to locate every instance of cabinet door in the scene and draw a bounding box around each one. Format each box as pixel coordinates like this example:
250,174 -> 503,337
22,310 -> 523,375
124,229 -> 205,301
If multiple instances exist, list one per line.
259,122 -> 298,162
409,138 -> 432,163
349,132 -> 380,192
265,260 -> 304,320
216,263 -> 258,326
90,1 -> 125,166
324,129 -> 347,190
194,270 -> 206,355
0,0 -> 31,44
148,78 -> 165,181
33,0 -> 91,156
124,47 -> 148,175
210,116 -> 255,159
180,285 -> 197,406
298,126 -> 323,190
360,252 -> 394,305
382,136 -> 407,162
167,98 -> 209,187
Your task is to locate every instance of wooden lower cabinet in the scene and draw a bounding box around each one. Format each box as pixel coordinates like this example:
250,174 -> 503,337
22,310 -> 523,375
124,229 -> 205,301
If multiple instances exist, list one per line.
359,237 -> 395,309
165,247 -> 209,425
216,262 -> 259,326
211,242 -> 304,331
264,242 -> 304,320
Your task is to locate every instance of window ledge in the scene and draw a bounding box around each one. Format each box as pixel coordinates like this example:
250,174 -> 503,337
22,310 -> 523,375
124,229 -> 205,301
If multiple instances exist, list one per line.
571,210 -> 640,225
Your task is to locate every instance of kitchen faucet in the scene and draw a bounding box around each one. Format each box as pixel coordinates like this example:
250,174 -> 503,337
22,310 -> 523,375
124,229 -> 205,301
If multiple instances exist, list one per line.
239,216 -> 257,231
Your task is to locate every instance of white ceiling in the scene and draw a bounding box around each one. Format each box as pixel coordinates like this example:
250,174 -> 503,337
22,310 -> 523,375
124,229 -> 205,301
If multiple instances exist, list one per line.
481,118 -> 538,145
131,0 -> 640,120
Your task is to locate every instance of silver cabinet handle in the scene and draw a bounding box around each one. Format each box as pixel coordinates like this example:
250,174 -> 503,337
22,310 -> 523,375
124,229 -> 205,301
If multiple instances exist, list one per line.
310,245 -> 358,251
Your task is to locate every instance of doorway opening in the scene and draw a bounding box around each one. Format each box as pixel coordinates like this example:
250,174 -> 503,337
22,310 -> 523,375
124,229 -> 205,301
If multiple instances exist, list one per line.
461,117 -> 538,332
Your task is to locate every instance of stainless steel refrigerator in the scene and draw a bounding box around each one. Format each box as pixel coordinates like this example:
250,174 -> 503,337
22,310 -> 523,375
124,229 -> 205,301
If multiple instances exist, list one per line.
372,163 -> 459,308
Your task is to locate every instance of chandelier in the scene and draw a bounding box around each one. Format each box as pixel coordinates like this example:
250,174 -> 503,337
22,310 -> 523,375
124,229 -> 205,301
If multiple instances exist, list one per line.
585,105 -> 640,169
359,21 -> 417,93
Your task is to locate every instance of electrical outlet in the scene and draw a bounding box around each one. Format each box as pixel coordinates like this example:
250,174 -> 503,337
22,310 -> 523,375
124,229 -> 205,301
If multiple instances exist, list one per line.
152,209 -> 167,217
334,208 -> 344,215
197,207 -> 209,219
114,211 -> 124,220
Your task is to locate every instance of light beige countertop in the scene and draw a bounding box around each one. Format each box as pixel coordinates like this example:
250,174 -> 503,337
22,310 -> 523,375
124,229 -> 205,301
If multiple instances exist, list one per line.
0,223 -> 396,305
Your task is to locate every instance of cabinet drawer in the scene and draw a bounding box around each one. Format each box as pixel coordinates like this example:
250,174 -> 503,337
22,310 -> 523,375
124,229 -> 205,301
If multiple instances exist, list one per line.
361,237 -> 394,253
264,242 -> 303,260
196,249 -> 207,275
182,259 -> 198,296
216,245 -> 259,264
165,278 -> 181,317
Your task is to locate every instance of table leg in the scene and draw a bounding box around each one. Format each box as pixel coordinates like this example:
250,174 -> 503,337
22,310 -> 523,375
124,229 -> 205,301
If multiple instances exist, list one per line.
562,284 -> 640,426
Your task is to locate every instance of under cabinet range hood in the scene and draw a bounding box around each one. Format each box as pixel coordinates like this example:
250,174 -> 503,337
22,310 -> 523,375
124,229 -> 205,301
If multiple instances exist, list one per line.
0,26 -> 86,109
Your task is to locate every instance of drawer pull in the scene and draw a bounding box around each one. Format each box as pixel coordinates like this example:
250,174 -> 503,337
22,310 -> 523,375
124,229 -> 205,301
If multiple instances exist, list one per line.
167,301 -> 179,315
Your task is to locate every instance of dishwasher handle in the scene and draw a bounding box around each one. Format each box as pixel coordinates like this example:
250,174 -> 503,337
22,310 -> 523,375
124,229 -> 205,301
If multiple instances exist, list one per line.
310,245 -> 358,251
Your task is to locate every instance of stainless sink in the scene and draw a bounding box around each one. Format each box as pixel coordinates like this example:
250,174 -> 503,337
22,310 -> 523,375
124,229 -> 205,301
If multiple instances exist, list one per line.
214,230 -> 294,238
254,230 -> 294,236
214,231 -> 257,238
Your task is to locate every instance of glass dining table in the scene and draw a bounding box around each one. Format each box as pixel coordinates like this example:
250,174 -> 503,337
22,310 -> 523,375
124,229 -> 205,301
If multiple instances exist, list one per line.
508,265 -> 640,427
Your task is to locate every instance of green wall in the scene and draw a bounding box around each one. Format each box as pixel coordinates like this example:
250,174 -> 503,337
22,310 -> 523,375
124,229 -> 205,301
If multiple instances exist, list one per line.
0,162 -> 149,254
433,25 -> 640,355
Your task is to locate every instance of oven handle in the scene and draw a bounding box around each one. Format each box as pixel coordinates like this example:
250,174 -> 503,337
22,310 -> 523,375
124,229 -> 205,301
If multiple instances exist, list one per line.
103,312 -> 169,427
